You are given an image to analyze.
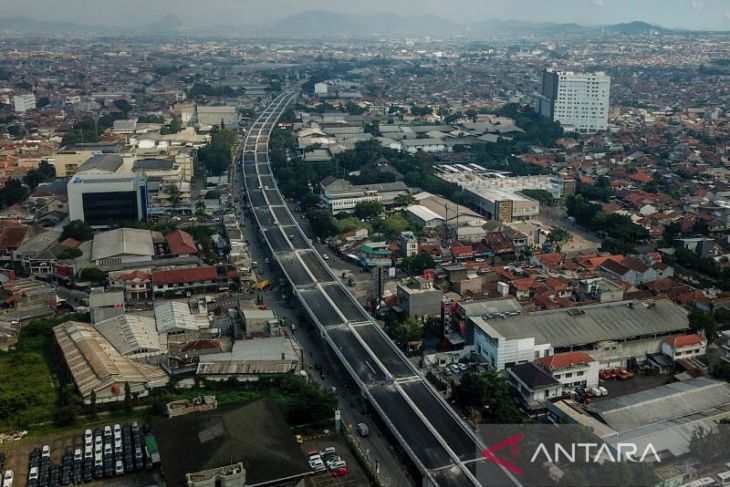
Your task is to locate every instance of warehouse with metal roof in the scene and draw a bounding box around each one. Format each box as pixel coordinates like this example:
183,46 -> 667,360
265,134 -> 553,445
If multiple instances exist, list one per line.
154,301 -> 209,334
54,321 -> 169,404
94,314 -> 163,358
196,336 -> 302,376
91,228 -> 155,264
586,377 -> 730,458
468,299 -> 690,370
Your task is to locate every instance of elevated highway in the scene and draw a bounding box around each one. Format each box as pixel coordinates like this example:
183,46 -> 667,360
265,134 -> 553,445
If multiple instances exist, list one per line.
238,92 -> 519,487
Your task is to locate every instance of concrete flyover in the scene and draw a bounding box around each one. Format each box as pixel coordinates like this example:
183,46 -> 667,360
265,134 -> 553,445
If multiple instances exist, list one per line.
237,92 -> 519,487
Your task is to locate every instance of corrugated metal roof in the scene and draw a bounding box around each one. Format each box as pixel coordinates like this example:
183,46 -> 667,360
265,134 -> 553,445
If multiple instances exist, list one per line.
471,299 -> 689,348
54,321 -> 168,399
94,314 -> 161,356
587,377 -> 730,433
406,205 -> 444,223
154,301 -> 208,333
92,228 -> 155,262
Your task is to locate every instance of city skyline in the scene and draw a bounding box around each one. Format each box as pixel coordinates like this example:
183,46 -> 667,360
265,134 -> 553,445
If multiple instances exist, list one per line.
2,0 -> 730,31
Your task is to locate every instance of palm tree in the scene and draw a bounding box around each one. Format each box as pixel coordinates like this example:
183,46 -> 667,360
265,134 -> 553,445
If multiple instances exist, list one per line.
166,184 -> 181,208
194,199 -> 208,220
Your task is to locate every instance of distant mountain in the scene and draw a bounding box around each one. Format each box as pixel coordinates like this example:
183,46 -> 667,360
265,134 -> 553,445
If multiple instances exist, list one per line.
471,18 -> 587,33
141,14 -> 188,33
269,10 -> 459,37
0,16 -> 92,33
603,20 -> 666,34
0,12 -> 698,37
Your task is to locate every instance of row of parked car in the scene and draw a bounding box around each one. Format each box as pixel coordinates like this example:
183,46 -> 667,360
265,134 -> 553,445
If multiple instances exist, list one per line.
26,422 -> 154,486
83,422 -> 150,481
306,447 -> 348,478
0,453 -> 13,487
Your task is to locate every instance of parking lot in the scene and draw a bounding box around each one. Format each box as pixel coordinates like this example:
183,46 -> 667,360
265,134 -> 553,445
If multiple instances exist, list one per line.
1,419 -> 160,486
301,436 -> 369,487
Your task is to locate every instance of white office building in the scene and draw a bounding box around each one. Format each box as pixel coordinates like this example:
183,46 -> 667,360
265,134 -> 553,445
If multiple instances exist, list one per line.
68,172 -> 148,225
437,169 -> 564,222
536,69 -> 610,133
13,94 -> 36,113
314,82 -> 328,95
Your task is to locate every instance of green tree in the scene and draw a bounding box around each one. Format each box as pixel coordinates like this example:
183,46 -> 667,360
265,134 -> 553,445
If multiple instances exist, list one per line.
197,128 -> 237,176
692,217 -> 710,236
688,309 -> 717,339
392,316 -> 423,343
393,194 -> 416,207
23,162 -> 56,189
194,200 -> 208,220
113,99 -> 132,113
306,209 -> 338,239
0,179 -> 28,207
57,247 -> 83,260
61,220 -> 94,242
354,201 -> 384,220
80,267 -> 106,284
548,226 -> 572,245
400,253 -> 435,274
711,361 -> 730,382
422,316 -> 442,340
124,381 -> 132,413
166,184 -> 181,207
364,122 -> 381,137
453,371 -> 525,424
558,470 -> 590,487
161,116 -> 183,135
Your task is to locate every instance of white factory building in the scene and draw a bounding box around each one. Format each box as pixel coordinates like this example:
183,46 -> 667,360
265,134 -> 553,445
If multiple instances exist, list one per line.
466,299 -> 690,371
436,166 -> 564,222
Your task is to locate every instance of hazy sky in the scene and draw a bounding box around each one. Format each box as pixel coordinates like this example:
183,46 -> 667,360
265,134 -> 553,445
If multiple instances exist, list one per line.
2,0 -> 730,30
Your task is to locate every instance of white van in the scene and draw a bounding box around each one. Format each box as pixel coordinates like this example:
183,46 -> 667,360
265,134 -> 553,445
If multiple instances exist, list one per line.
356,423 -> 369,437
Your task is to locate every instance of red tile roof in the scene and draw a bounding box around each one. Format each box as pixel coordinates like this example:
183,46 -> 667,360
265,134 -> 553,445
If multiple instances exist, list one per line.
544,277 -> 569,292
118,270 -> 150,281
537,253 -> 563,268
60,237 -> 80,248
663,334 -> 706,348
152,266 -> 218,285
0,225 -> 29,249
165,229 -> 197,255
538,351 -> 595,370
630,172 -> 654,184
511,278 -> 537,292
451,244 -> 474,257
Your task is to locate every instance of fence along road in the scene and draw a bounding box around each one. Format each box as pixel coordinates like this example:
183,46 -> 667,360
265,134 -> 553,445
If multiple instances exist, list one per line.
239,92 -> 520,487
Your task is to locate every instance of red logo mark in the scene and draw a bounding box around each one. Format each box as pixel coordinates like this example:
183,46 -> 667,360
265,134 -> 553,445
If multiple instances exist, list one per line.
482,432 -> 524,475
